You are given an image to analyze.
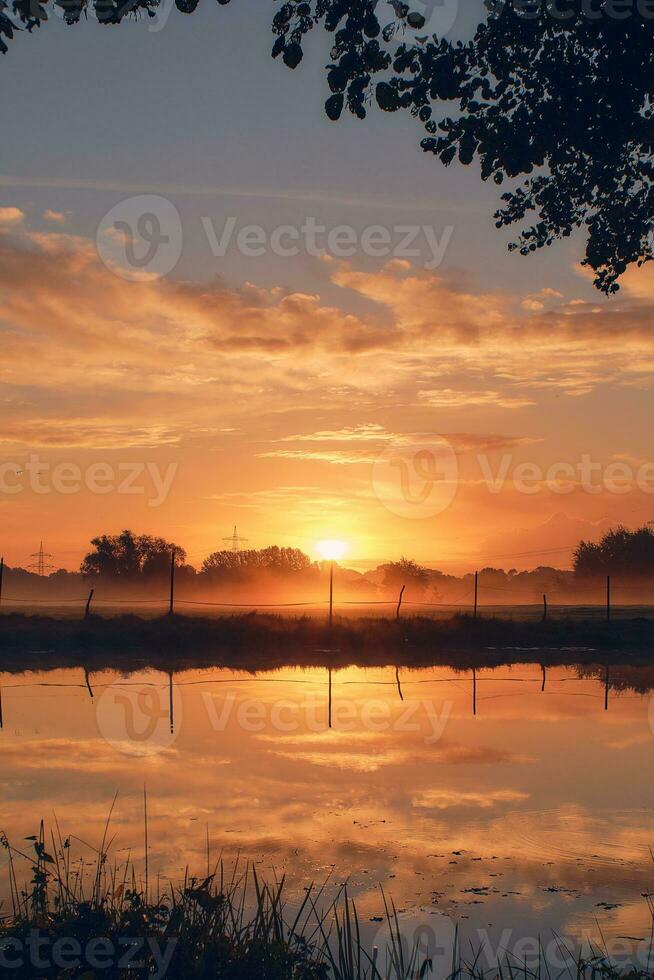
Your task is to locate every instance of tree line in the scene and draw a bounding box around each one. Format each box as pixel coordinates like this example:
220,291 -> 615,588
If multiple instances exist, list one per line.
4,525 -> 654,602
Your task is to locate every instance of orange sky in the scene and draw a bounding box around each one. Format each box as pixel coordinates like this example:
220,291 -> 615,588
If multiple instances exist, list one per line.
2,208 -> 654,572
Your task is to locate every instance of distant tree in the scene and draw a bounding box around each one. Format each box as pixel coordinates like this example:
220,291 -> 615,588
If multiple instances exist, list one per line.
201,546 -> 313,580
80,530 -> 186,579
3,2 -> 653,291
381,557 -> 430,597
574,525 -> 654,579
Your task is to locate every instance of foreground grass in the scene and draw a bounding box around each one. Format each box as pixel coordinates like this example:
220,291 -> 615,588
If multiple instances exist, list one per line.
1,820 -> 652,979
2,612 -> 654,675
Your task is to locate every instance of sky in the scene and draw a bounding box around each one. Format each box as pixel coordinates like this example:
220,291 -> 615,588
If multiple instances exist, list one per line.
2,0 -> 654,572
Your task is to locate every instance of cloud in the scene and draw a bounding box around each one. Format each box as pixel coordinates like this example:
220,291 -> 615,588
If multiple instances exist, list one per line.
259,432 -> 537,467
2,222 -> 654,462
417,389 -> 535,409
279,424 -> 392,443
0,206 -> 24,226
412,788 -> 530,810
258,449 -> 380,465
43,209 -> 66,224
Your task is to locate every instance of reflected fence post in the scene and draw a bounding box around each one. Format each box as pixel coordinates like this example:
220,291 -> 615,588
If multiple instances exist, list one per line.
329,560 -> 334,628
328,667 -> 332,729
169,671 -> 175,734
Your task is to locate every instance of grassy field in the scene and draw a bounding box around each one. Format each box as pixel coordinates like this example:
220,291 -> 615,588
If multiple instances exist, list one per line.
1,611 -> 654,674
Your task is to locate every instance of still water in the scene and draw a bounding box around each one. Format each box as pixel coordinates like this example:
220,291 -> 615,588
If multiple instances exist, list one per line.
1,662 -> 653,963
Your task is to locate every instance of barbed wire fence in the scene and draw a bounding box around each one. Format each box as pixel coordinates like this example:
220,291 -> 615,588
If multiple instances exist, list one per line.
0,573 -> 651,621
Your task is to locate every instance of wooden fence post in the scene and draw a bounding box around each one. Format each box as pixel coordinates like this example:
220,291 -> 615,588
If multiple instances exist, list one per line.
396,584 -> 406,621
169,549 -> 176,616
85,588 -> 94,619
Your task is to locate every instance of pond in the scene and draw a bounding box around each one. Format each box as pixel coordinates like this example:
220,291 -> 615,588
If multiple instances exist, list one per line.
1,662 -> 653,969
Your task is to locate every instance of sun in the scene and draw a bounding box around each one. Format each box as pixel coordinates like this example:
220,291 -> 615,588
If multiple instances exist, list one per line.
316,539 -> 348,562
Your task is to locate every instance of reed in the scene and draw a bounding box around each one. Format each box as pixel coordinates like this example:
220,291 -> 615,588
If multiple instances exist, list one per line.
0,821 -> 652,979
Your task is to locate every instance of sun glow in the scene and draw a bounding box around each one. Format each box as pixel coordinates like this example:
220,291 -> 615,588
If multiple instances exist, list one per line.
316,539 -> 348,562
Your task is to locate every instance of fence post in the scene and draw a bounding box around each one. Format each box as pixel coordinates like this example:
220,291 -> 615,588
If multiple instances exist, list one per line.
473,571 -> 479,619
396,584 -> 406,621
542,593 -> 548,622
606,575 -> 611,624
85,588 -> 94,619
169,549 -> 176,616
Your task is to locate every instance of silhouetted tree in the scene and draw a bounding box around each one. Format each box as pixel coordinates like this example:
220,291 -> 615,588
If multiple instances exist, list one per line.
381,557 -> 430,597
201,545 -> 313,581
3,1 -> 653,291
80,530 -> 186,579
574,525 -> 654,579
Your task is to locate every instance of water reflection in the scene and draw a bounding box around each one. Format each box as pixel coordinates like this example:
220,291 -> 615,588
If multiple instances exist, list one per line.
0,662 -> 652,956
